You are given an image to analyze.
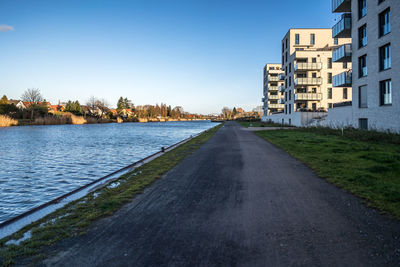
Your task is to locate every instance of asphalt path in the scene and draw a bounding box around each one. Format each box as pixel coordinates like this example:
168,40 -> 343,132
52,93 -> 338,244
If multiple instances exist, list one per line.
41,121 -> 400,266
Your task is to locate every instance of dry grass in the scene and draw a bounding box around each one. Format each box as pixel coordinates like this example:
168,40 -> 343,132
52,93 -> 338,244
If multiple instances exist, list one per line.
69,114 -> 86,125
116,117 -> 123,124
33,116 -> 69,125
0,115 -> 18,127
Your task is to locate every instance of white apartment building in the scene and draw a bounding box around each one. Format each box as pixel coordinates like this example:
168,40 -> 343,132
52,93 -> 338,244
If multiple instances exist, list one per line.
329,0 -> 399,132
261,64 -> 284,117
263,28 -> 352,126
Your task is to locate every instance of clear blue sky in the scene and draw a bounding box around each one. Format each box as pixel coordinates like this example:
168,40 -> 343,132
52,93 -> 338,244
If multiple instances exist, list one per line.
0,0 -> 337,114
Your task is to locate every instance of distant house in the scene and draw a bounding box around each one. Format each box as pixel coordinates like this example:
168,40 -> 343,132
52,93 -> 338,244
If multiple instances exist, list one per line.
22,101 -> 50,109
8,100 -> 27,109
49,105 -> 64,113
236,108 -> 244,114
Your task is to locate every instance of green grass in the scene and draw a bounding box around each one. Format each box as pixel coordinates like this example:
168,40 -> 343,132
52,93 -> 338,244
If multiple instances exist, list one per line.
0,123 -> 223,266
237,120 -> 292,128
256,128 -> 400,220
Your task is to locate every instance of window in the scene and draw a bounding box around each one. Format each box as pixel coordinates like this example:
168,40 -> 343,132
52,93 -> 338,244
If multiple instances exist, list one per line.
311,87 -> 317,93
328,88 -> 332,99
289,104 -> 291,114
295,34 -> 300,45
285,52 -> 288,62
359,55 -> 367,77
289,90 -> 292,100
282,42 -> 284,53
328,73 -> 332,84
310,34 -> 315,45
379,0 -> 385,4
312,58 -> 316,63
334,38 -> 338,45
328,58 -> 332,69
343,88 -> 348,99
359,118 -> 368,130
285,92 -> 288,101
379,44 -> 391,70
285,38 -> 288,49
289,76 -> 292,87
358,0 -> 366,19
343,62 -> 348,69
289,63 -> 292,73
312,73 -> 317,78
359,85 -> 368,108
282,55 -> 284,65
358,24 -> 367,48
379,8 -> 391,37
328,103 -> 333,108
380,79 -> 392,105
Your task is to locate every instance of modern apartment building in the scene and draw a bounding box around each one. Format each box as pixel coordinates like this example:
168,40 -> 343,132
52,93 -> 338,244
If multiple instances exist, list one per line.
329,0 -> 399,132
262,63 -> 284,116
263,28 -> 352,126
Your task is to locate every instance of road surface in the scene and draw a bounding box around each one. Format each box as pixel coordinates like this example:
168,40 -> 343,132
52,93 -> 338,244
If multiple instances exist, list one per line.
41,121 -> 400,266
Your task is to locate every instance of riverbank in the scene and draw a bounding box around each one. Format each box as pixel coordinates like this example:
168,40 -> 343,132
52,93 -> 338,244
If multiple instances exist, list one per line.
0,113 -> 210,127
255,127 -> 400,220
0,123 -> 223,266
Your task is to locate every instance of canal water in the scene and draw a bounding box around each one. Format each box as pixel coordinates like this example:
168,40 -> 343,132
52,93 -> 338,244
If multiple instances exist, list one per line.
0,121 -> 218,223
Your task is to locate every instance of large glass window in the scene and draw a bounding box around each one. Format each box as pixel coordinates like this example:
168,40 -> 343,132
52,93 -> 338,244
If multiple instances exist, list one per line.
379,8 -> 391,37
358,0 -> 366,19
359,55 -> 367,77
379,44 -> 391,70
358,24 -> 367,48
295,34 -> 300,45
359,85 -> 368,108
380,79 -> 392,105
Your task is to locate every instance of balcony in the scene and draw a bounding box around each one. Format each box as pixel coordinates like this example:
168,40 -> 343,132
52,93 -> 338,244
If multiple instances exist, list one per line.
268,86 -> 279,91
294,77 -> 322,86
332,13 -> 351,38
269,104 -> 284,109
278,74 -> 285,81
294,62 -> 323,71
268,76 -> 279,82
332,0 -> 351,13
278,98 -> 285,104
333,71 -> 352,87
333,44 -> 352,62
294,93 -> 323,101
278,86 -> 285,92
268,95 -> 279,100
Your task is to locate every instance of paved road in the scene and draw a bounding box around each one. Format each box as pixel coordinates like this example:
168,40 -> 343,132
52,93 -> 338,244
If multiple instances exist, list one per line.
42,122 -> 400,266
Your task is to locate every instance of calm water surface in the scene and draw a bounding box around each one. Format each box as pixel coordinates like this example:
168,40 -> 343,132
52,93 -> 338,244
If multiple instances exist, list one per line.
0,121 -> 218,223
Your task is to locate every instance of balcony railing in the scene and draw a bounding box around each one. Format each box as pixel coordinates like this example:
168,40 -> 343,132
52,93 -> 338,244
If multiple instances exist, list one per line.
269,104 -> 284,109
333,44 -> 352,62
268,76 -> 279,82
268,95 -> 279,100
294,77 -> 322,86
332,13 -> 351,38
278,86 -> 285,92
278,74 -> 285,81
268,86 -> 279,91
332,0 -> 351,13
278,98 -> 285,104
333,71 -> 352,87
294,62 -> 323,71
294,93 -> 323,101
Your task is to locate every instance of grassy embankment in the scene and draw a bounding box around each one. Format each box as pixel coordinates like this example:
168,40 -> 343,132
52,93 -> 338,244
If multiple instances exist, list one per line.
256,127 -> 400,219
0,123 -> 223,266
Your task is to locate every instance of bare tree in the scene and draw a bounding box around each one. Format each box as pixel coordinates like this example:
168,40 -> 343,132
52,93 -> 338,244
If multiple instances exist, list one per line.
95,99 -> 109,117
86,96 -> 97,113
21,88 -> 44,120
221,107 -> 232,119
21,88 -> 43,103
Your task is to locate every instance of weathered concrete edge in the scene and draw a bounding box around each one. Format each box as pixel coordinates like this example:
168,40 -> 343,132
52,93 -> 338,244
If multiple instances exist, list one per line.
0,123 -> 222,240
